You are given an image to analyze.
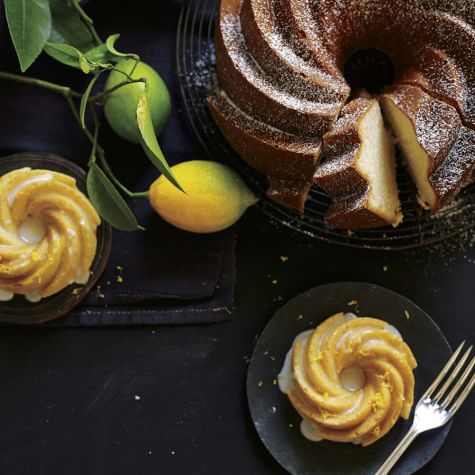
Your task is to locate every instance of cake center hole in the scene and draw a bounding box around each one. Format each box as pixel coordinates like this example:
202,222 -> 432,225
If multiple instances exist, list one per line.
19,217 -> 46,244
340,366 -> 366,392
343,49 -> 395,94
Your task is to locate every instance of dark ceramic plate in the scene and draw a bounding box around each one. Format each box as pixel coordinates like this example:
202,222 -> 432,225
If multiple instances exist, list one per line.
247,282 -> 453,475
0,152 -> 112,325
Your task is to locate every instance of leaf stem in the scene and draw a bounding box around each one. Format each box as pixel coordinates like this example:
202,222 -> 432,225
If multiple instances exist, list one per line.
72,0 -> 102,45
88,106 -> 149,199
0,71 -> 82,98
89,78 -> 146,104
96,147 -> 149,199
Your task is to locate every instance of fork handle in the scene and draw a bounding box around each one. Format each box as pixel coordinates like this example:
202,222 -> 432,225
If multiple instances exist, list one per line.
374,426 -> 419,475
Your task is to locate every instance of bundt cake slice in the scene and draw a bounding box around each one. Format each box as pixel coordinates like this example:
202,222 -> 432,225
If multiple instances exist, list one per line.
208,93 -> 321,211
314,98 -> 402,229
380,85 -> 475,212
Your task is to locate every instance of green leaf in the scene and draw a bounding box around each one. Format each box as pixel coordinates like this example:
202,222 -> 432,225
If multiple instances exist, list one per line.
105,34 -> 139,60
44,42 -> 83,69
4,0 -> 51,72
87,163 -> 141,231
136,87 -> 182,191
80,74 -> 100,129
44,41 -> 102,74
48,0 -> 96,51
84,43 -> 113,67
79,54 -> 92,73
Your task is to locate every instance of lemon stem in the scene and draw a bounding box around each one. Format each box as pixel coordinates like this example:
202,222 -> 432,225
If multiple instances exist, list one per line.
89,78 -> 146,104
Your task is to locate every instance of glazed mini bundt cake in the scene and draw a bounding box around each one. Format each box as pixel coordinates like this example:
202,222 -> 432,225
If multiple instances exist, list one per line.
208,0 -> 475,227
278,312 -> 417,446
0,168 -> 100,301
314,98 -> 402,229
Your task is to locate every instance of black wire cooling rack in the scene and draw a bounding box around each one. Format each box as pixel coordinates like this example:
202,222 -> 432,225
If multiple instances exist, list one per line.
175,0 -> 475,250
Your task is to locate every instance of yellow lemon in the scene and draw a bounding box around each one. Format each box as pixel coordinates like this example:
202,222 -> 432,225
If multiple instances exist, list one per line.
149,161 -> 258,233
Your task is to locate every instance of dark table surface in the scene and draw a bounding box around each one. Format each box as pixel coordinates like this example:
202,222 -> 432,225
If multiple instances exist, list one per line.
0,1 -> 474,474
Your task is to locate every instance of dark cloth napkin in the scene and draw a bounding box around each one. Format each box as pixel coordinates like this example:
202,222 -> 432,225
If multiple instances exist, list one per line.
0,0 -> 237,325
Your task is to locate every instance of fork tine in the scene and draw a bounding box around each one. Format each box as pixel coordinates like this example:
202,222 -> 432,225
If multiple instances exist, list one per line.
422,341 -> 465,400
441,355 -> 475,409
447,373 -> 475,419
434,346 -> 472,404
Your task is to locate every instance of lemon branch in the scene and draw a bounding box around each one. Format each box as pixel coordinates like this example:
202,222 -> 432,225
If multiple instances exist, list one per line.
71,0 -> 102,46
0,70 -> 149,200
0,71 -> 82,98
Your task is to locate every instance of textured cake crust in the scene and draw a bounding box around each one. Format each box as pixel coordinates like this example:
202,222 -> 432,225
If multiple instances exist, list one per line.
215,0 -> 345,137
239,0 -> 349,101
380,85 -> 475,211
314,99 -> 401,229
208,93 -> 321,211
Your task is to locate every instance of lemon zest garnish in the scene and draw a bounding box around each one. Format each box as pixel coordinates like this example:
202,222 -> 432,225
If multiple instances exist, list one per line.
313,351 -> 323,362
323,392 -> 330,400
371,392 -> 385,412
31,251 -> 41,262
396,353 -> 407,363
319,409 -> 333,420
376,372 -> 394,393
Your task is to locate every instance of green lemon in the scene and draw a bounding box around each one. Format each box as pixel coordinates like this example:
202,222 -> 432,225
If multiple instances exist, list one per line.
149,161 -> 258,233
103,59 -> 171,144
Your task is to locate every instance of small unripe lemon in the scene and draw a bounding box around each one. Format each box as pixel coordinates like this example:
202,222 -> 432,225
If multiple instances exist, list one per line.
104,59 -> 171,144
149,161 -> 258,233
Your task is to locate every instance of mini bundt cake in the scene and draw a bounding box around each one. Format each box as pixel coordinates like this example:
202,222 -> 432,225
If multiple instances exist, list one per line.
208,0 -> 475,227
0,168 -> 100,301
278,312 -> 417,446
314,98 -> 402,229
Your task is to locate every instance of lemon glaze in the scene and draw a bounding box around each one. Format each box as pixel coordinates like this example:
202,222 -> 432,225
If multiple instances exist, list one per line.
0,168 -> 100,302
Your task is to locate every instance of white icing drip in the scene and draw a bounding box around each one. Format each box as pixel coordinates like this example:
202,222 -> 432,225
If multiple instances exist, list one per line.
0,288 -> 14,301
8,174 -> 53,207
278,329 -> 312,394
25,291 -> 42,303
340,366 -> 366,392
74,271 -> 90,285
300,418 -> 323,442
386,324 -> 402,339
18,217 -> 46,244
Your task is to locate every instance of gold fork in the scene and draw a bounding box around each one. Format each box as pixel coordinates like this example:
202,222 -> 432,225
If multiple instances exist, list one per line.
375,341 -> 475,475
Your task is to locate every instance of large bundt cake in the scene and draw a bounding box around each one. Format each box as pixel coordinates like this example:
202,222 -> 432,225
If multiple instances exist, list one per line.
278,312 -> 417,446
208,0 -> 475,229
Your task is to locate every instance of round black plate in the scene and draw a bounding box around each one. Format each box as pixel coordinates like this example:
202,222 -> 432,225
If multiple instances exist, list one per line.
0,153 -> 112,325
247,282 -> 453,475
